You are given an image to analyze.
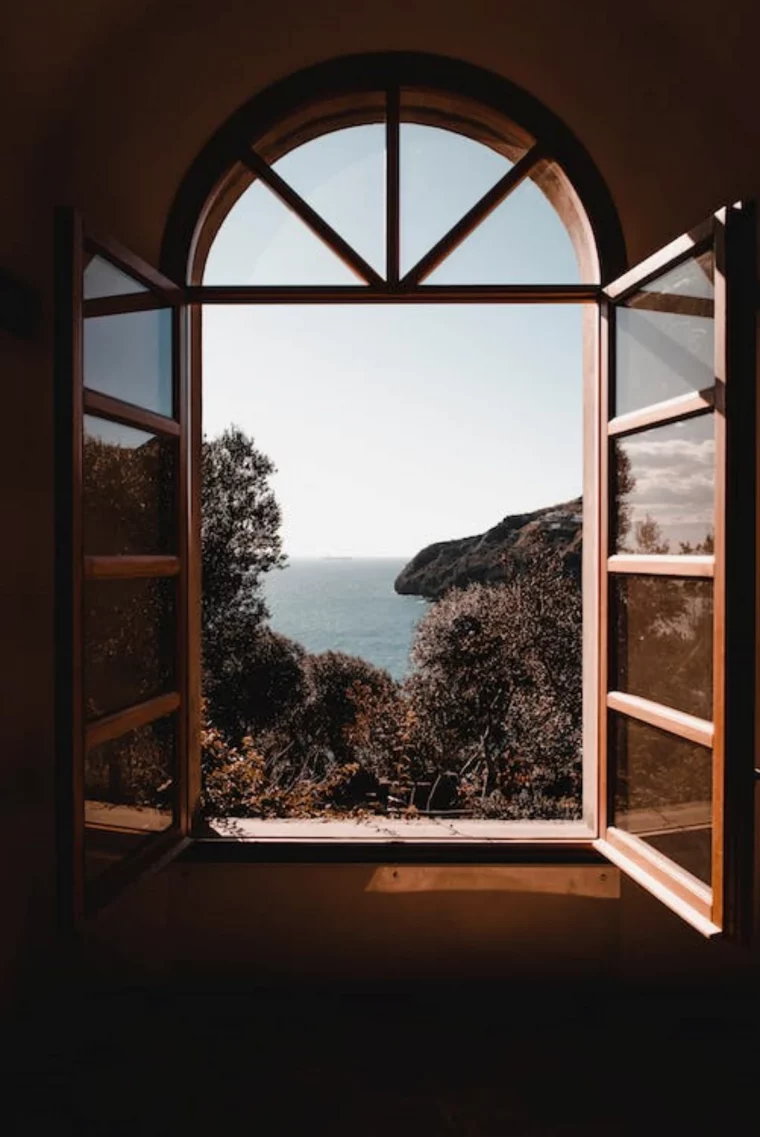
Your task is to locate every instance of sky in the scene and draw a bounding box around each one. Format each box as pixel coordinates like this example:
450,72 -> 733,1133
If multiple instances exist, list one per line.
201,123 -> 586,557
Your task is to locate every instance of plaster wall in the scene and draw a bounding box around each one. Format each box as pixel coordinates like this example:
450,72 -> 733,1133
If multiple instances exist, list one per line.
2,0 -> 759,1004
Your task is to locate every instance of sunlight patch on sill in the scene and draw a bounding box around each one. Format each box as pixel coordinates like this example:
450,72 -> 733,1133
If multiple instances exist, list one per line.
204,816 -> 596,842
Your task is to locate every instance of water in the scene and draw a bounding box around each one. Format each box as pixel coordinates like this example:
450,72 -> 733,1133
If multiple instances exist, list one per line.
263,558 -> 426,680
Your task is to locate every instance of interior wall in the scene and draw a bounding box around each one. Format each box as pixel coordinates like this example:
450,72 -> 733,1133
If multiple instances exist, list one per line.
2,0 -> 760,1005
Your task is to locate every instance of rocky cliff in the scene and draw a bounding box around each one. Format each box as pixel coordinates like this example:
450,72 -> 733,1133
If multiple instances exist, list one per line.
394,498 -> 583,599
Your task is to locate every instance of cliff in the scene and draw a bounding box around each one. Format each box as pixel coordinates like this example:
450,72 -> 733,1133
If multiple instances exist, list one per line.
394,498 -> 582,599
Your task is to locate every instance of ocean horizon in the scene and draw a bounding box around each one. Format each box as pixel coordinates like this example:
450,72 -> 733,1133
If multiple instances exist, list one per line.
263,556 -> 427,680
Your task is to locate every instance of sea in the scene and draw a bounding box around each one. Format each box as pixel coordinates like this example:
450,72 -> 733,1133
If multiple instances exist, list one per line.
263,557 -> 426,681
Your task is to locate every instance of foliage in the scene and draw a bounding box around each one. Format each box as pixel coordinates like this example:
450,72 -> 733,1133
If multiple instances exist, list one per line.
87,414 -> 716,830
85,718 -> 173,812
201,702 -> 365,819
404,553 -> 582,818
201,427 -> 287,735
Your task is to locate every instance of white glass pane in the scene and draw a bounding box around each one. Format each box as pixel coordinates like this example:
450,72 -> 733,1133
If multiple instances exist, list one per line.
614,251 -> 715,416
427,173 -> 580,284
84,254 -> 148,299
84,308 -> 173,416
273,125 -> 385,277
203,179 -> 358,286
400,124 -> 511,275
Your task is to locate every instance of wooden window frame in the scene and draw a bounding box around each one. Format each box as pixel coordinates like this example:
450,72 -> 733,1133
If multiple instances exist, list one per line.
178,74 -> 609,853
55,213 -> 193,921
594,206 -> 757,939
56,55 -> 755,942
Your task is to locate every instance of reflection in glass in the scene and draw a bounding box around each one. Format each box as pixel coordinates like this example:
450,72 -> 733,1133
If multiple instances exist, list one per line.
614,250 -> 714,416
612,713 -> 712,884
641,250 -> 714,298
400,124 -> 512,275
84,254 -> 148,300
83,416 -> 177,555
612,414 -> 714,554
203,179 -> 357,285
612,576 -> 713,720
273,125 -> 386,276
427,162 -> 580,285
84,577 -> 176,721
84,307 -> 173,416
84,715 -> 175,881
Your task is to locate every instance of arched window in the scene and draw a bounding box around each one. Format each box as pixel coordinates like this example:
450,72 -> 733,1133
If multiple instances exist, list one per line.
57,54 -> 755,940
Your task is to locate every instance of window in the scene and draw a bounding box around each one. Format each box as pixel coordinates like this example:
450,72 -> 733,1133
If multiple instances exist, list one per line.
56,55 -> 755,938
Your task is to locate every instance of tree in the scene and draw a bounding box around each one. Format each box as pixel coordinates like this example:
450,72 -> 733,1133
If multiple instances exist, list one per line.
202,425 -> 285,628
201,427 -> 287,733
403,549 -> 583,818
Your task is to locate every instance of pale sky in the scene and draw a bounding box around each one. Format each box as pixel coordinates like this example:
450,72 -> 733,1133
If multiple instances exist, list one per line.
201,124 -> 585,557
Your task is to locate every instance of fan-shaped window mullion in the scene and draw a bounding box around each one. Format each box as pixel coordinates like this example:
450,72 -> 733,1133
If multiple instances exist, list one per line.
240,149 -> 383,286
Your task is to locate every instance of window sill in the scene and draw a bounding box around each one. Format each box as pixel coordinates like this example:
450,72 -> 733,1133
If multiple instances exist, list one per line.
201,816 -> 594,841
184,816 -> 601,864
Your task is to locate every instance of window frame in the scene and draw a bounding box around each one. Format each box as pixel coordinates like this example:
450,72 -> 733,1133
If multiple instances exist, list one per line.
181,71 -> 606,848
593,206 -> 757,939
57,55 -> 755,943
55,211 -> 193,922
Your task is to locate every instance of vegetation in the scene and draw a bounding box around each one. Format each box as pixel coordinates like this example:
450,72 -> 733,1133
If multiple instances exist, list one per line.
84,423 -> 713,828
195,428 -> 584,822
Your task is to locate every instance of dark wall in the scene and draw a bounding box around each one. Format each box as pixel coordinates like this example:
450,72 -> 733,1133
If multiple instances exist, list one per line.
2,0 -> 759,1004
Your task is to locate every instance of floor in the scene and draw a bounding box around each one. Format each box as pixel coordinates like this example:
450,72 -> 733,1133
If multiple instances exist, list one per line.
6,987 -> 756,1135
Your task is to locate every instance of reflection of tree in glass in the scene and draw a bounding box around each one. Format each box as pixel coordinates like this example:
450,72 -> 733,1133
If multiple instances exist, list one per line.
613,716 -> 712,883
612,429 -> 714,718
84,577 -> 175,721
85,717 -> 173,812
83,431 -> 175,554
83,431 -> 178,810
613,420 -> 714,557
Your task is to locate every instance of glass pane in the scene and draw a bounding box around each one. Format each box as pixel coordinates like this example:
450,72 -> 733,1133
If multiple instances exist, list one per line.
400,124 -> 512,275
203,178 -> 357,285
612,713 -> 712,884
614,250 -> 714,416
84,576 -> 176,721
84,307 -> 173,416
612,413 -> 714,554
427,164 -> 580,285
83,416 -> 177,554
84,254 -> 148,300
612,576 -> 713,719
85,715 -> 175,881
272,125 -> 385,277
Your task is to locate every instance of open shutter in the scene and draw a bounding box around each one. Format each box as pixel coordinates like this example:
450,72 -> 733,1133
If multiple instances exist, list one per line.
595,205 -> 756,937
55,210 -> 195,921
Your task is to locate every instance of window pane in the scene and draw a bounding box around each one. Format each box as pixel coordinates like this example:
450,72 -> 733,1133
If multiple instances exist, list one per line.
614,250 -> 714,416
84,577 -> 176,721
611,713 -> 712,884
203,178 -> 357,285
84,254 -> 148,300
612,414 -> 714,554
84,715 -> 175,881
84,307 -> 173,416
427,161 -> 580,285
400,123 -> 513,276
612,576 -> 713,719
83,416 -> 177,555
272,125 -> 386,277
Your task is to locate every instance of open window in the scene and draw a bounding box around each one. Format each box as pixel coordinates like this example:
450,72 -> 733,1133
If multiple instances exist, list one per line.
56,58 -> 755,939
594,206 -> 756,937
55,212 -> 194,920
